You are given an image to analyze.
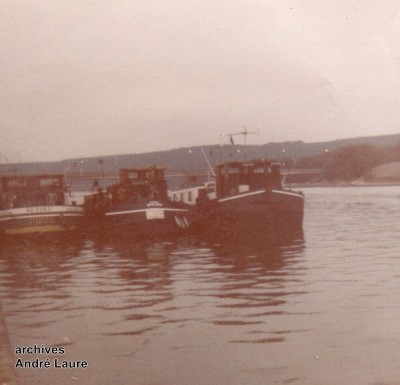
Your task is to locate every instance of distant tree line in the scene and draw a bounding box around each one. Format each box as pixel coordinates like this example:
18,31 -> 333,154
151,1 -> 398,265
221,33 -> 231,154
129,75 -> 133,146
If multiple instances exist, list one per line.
2,133 -> 400,183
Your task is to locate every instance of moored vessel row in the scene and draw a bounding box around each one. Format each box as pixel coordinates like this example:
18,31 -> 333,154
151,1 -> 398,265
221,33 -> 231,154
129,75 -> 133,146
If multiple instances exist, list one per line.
0,159 -> 304,239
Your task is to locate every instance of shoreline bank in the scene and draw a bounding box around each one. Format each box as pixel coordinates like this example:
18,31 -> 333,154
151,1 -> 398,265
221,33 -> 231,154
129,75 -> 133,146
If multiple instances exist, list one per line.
284,181 -> 400,188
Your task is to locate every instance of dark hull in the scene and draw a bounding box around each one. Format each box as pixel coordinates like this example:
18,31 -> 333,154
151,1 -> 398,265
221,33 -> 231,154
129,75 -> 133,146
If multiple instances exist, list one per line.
86,200 -> 195,237
0,206 -> 84,236
197,189 -> 304,240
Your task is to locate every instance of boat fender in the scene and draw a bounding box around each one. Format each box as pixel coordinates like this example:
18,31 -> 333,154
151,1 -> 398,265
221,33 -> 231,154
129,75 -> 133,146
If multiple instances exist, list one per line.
117,187 -> 125,202
60,213 -> 66,228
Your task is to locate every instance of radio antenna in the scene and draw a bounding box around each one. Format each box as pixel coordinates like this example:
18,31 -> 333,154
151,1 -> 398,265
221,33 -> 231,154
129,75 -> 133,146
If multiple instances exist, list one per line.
227,127 -> 259,160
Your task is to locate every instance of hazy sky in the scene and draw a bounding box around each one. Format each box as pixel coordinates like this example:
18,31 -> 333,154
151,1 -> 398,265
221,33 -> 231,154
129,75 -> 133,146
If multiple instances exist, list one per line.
1,0 -> 400,162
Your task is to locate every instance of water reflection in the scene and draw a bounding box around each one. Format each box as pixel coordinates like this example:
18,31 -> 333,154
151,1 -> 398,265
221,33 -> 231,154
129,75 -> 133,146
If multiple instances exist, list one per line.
0,237 -> 84,295
0,232 -> 307,384
88,236 -> 176,337
202,234 -> 307,343
0,237 -> 84,346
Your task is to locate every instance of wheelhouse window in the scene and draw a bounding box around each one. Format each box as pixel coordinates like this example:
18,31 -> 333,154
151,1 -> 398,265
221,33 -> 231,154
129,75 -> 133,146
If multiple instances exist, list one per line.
127,171 -> 140,180
206,183 -> 215,193
5,178 -> 26,188
254,167 -> 265,174
39,177 -> 62,187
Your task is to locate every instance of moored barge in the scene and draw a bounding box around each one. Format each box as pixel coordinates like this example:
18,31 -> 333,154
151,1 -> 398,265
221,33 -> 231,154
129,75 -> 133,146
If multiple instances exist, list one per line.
0,174 -> 84,235
84,166 -> 195,236
170,159 -> 304,239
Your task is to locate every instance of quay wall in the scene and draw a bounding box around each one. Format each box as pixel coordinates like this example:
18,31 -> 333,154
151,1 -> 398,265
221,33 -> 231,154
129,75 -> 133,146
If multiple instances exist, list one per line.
0,301 -> 20,385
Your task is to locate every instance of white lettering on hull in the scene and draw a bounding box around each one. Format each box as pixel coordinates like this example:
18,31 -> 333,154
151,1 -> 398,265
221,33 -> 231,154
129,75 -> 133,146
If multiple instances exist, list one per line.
146,208 -> 165,220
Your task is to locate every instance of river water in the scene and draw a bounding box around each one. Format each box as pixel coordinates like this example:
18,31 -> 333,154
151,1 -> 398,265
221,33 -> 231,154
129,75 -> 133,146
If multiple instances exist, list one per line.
0,186 -> 399,385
